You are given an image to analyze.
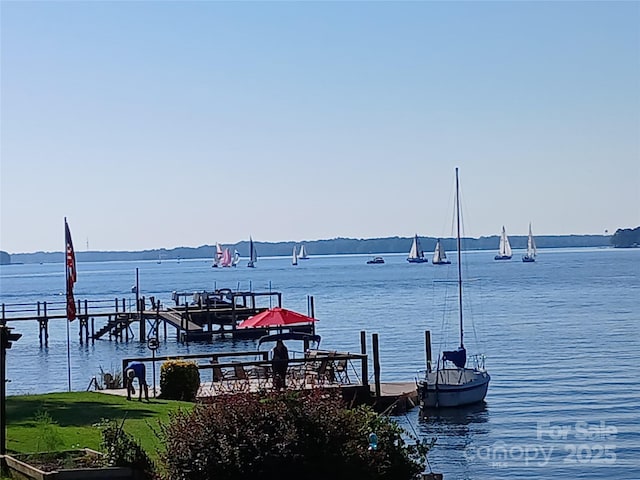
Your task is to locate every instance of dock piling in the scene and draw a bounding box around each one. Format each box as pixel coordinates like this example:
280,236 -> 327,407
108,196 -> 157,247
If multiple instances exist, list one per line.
360,330 -> 368,387
425,330 -> 432,372
372,333 -> 381,398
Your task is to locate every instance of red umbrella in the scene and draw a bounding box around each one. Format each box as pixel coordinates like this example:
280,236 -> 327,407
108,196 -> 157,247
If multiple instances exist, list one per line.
238,307 -> 318,329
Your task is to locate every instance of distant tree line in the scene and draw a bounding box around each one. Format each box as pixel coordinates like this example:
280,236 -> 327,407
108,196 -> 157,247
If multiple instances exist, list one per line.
610,227 -> 640,248
2,232 -> 618,265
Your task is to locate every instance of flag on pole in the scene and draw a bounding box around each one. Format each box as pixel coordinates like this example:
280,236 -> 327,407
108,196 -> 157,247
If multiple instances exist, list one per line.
65,219 -> 77,321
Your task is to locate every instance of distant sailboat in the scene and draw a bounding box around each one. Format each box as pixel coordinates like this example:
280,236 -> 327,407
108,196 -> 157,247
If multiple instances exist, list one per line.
432,239 -> 451,265
298,244 -> 309,260
494,226 -> 513,260
522,223 -> 537,263
221,248 -> 233,267
212,243 -> 223,268
232,249 -> 240,267
247,237 -> 257,268
292,245 -> 298,266
407,234 -> 428,263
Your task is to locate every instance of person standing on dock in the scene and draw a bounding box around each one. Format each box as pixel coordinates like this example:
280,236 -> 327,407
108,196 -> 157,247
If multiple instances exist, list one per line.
125,361 -> 149,401
271,340 -> 289,390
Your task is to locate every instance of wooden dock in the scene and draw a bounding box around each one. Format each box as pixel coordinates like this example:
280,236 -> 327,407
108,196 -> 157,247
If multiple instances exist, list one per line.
112,331 -> 419,414
0,289 -> 316,345
101,350 -> 418,414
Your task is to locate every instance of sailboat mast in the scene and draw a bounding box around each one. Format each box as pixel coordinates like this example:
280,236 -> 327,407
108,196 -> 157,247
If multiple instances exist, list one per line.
455,167 -> 464,349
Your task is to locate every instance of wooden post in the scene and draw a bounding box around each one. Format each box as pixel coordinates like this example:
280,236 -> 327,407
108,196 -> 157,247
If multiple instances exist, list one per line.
91,317 -> 95,343
372,333 -> 381,398
139,281 -> 146,341
360,330 -> 368,387
425,330 -> 432,372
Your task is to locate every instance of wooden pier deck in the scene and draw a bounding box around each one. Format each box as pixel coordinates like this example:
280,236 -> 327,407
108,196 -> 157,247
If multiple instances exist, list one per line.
111,344 -> 419,414
0,289 -> 315,345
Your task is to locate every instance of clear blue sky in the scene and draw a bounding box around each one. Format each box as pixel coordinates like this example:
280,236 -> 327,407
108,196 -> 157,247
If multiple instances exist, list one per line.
1,1 -> 638,254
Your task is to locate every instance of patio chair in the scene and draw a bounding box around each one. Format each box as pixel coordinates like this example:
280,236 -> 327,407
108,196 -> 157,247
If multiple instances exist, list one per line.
230,363 -> 251,392
210,360 -> 234,393
333,358 -> 350,384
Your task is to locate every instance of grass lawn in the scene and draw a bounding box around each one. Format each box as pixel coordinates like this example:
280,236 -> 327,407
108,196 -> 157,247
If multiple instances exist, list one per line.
5,391 -> 194,459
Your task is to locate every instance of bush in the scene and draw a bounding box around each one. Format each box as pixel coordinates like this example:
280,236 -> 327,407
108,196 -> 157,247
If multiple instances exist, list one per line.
98,418 -> 156,479
159,360 -> 200,401
157,390 -> 431,480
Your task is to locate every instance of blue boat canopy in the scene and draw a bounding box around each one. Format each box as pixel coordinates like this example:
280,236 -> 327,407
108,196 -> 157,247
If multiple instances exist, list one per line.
443,347 -> 466,368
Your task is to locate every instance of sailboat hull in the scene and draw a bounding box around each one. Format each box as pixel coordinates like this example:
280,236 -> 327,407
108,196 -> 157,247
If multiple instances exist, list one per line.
418,369 -> 490,408
522,255 -> 535,263
407,258 -> 428,263
494,255 -> 512,260
432,260 -> 451,265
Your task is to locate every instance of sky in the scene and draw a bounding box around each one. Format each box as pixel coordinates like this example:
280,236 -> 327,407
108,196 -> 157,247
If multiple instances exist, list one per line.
1,1 -> 638,254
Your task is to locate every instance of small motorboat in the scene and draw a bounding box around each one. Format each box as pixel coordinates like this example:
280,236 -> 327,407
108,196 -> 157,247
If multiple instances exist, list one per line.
366,256 -> 385,264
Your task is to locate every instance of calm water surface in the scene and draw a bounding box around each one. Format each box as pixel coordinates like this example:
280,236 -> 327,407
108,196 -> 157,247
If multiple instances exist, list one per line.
1,247 -> 639,479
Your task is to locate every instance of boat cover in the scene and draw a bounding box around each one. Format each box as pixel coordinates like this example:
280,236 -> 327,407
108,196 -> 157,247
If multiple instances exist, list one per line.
443,347 -> 466,368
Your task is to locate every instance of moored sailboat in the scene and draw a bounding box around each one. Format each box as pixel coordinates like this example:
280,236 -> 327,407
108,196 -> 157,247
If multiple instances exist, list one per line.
407,234 -> 428,263
522,223 -> 537,263
494,226 -> 512,260
432,239 -> 451,265
298,244 -> 309,260
417,167 -> 490,408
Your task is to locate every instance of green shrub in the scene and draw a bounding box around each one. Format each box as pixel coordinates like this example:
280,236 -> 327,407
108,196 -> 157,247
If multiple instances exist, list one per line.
98,418 -> 156,479
157,390 -> 431,480
159,360 -> 200,401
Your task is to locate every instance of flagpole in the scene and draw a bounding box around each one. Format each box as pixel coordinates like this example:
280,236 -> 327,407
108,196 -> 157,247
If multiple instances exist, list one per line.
65,218 -> 71,392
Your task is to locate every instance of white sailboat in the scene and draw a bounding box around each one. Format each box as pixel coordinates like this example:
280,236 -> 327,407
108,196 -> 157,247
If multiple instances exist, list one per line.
232,249 -> 241,267
407,234 -> 428,263
292,245 -> 298,266
494,226 -> 513,260
247,237 -> 257,268
417,167 -> 490,408
298,244 -> 309,260
432,239 -> 451,265
212,243 -> 223,268
522,223 -> 537,263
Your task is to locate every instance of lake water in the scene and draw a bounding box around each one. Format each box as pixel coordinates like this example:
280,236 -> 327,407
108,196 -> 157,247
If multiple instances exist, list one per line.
1,247 -> 638,479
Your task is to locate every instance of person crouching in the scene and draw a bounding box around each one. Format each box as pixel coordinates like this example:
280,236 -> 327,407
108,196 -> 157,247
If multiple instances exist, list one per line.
125,361 -> 149,401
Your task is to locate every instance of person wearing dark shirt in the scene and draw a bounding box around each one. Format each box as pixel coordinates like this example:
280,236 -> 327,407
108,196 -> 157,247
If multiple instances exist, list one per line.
271,340 -> 289,390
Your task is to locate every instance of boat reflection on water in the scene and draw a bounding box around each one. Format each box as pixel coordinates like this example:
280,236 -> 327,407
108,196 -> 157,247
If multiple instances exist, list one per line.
414,402 -> 490,478
418,401 -> 490,427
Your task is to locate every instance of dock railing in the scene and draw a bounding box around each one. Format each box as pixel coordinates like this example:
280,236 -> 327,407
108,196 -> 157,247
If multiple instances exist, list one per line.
121,350 -> 368,394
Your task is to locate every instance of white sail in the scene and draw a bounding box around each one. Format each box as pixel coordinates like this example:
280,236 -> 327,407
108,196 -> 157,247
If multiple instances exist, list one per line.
408,235 -> 420,259
527,223 -> 537,257
498,226 -> 512,257
407,234 -> 427,262
298,244 -> 309,259
432,239 -> 450,264
232,249 -> 240,266
213,243 -> 223,267
292,246 -> 298,265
